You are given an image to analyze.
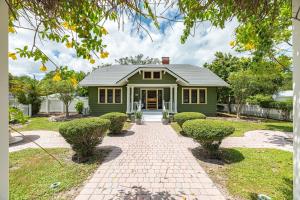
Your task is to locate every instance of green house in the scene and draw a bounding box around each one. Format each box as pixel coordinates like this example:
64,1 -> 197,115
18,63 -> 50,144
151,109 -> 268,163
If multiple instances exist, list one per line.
80,58 -> 228,116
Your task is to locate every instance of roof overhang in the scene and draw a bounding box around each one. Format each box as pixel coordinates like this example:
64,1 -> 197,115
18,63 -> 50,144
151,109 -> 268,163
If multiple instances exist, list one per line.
79,83 -> 124,87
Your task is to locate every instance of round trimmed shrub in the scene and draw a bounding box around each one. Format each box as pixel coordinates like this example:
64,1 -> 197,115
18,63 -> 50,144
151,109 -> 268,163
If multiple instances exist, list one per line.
100,112 -> 127,134
182,119 -> 235,157
75,101 -> 84,114
174,112 -> 206,127
59,118 -> 110,160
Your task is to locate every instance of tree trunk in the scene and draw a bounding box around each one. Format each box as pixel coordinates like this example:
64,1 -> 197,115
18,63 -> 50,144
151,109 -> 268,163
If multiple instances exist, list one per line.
236,101 -> 241,119
65,103 -> 69,118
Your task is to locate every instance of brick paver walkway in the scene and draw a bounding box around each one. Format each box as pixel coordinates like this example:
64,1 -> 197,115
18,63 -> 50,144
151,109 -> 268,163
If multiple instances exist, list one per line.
76,123 -> 225,200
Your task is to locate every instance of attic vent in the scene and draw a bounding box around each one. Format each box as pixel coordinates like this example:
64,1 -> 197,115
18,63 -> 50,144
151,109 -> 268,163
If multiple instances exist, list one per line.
162,57 -> 170,64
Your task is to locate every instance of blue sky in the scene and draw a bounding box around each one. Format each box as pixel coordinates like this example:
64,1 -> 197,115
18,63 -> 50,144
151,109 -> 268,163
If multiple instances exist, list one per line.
9,11 -> 239,79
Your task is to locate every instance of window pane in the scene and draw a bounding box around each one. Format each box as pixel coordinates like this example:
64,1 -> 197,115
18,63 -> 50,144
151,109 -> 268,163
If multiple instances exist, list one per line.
99,89 -> 106,103
144,72 -> 151,79
153,71 -> 161,79
191,89 -> 197,103
183,89 -> 190,103
107,89 -> 113,103
199,89 -> 206,103
115,89 -> 121,103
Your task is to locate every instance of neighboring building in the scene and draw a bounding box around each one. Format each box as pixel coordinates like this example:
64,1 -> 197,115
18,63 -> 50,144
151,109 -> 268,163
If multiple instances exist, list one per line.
273,90 -> 293,101
80,57 -> 228,116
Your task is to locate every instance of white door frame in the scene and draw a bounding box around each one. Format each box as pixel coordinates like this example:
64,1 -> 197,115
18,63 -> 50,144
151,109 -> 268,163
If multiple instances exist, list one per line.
140,88 -> 163,110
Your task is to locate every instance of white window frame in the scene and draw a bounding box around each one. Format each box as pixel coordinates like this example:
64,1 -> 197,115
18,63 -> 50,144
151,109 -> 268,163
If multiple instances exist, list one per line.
98,87 -> 123,104
143,71 -> 162,80
182,88 -> 207,104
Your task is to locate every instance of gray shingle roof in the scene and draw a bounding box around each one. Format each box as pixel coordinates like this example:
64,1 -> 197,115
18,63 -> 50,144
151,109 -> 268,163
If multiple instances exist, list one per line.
80,64 -> 228,87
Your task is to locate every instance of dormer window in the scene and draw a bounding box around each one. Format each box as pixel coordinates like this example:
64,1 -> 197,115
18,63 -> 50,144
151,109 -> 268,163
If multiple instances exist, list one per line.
143,71 -> 162,80
144,71 -> 152,79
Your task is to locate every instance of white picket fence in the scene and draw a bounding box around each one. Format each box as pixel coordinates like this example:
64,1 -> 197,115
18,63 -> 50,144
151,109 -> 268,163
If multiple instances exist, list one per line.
9,98 -> 32,117
218,104 -> 293,121
40,96 -> 89,113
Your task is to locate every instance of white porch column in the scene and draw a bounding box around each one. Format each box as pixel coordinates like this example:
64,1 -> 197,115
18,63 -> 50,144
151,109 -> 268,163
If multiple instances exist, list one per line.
126,86 -> 130,113
131,86 -> 134,112
170,86 -> 173,112
174,85 -> 178,113
0,1 -> 9,199
293,0 -> 300,198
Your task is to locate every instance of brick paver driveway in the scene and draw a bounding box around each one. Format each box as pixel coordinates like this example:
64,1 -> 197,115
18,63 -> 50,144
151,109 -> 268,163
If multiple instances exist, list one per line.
76,123 -> 224,200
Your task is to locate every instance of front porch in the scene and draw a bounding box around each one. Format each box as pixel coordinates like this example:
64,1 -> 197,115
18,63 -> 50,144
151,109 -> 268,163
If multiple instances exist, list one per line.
126,84 -> 178,113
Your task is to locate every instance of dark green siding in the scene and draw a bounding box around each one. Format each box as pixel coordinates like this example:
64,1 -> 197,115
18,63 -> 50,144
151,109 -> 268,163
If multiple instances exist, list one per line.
88,86 -> 127,116
177,86 -> 217,116
128,71 -> 177,84
87,71 -> 218,116
163,88 -> 170,101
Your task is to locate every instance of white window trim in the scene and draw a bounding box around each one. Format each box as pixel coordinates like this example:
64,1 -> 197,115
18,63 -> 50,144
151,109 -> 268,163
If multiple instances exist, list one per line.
182,88 -> 207,104
98,87 -> 123,104
142,71 -> 162,80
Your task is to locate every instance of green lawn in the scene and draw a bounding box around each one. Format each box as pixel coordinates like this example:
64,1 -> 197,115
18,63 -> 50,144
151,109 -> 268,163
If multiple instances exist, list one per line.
197,148 -> 292,200
17,117 -> 133,132
17,117 -> 65,132
9,148 -> 107,200
171,118 -> 293,137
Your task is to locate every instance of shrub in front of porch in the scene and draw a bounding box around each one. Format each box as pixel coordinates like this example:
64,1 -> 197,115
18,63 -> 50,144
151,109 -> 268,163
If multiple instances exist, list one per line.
59,118 -> 110,162
182,119 -> 234,158
100,112 -> 127,134
174,112 -> 206,127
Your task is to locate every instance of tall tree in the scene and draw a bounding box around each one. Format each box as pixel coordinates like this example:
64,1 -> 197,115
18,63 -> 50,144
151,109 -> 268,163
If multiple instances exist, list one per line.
41,66 -> 79,117
115,54 -> 160,65
228,70 -> 254,119
203,52 -> 248,106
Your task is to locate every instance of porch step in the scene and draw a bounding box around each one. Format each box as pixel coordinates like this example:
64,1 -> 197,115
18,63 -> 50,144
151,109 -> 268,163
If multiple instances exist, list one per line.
143,111 -> 163,122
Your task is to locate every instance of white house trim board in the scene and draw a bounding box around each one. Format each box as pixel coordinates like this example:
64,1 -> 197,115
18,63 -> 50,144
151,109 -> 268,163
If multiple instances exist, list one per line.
126,86 -> 130,113
127,84 -> 177,87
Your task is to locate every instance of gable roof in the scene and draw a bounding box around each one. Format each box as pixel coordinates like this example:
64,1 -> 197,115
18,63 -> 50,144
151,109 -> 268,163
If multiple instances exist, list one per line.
80,64 -> 229,87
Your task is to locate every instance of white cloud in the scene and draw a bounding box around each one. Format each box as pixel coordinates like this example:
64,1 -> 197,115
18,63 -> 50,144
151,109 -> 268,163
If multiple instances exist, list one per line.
9,15 -> 239,78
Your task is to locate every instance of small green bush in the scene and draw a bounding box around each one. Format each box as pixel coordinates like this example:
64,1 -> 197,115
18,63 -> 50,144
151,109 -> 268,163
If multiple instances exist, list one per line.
174,112 -> 206,127
135,111 -> 143,119
9,107 -> 29,124
59,118 -> 110,160
182,119 -> 235,157
75,101 -> 84,114
100,112 -> 127,134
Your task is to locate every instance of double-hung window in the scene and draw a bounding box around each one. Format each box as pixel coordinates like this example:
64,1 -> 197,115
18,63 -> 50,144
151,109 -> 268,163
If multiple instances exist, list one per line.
98,88 -> 122,104
182,88 -> 207,104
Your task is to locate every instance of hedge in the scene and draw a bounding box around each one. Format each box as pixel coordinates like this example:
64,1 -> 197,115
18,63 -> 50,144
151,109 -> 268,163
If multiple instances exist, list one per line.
100,112 -> 127,134
59,118 -> 110,160
174,112 -> 206,127
182,119 -> 235,157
